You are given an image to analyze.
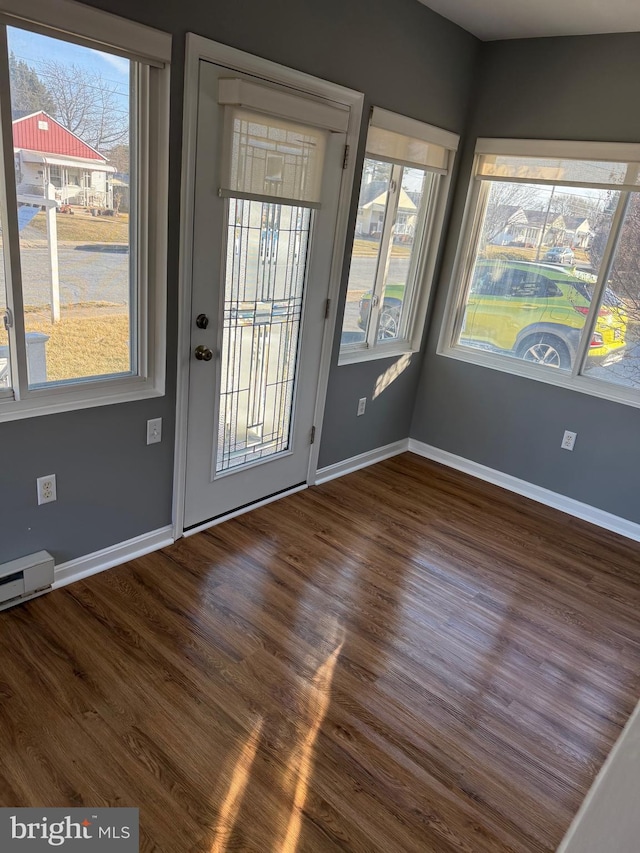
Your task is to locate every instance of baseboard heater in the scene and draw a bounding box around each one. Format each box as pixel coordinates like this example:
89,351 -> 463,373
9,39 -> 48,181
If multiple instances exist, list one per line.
0,551 -> 55,608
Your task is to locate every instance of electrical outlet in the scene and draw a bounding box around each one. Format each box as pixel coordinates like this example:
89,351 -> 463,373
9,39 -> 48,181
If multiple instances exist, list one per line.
357,397 -> 366,416
37,474 -> 57,505
561,430 -> 577,451
147,417 -> 162,445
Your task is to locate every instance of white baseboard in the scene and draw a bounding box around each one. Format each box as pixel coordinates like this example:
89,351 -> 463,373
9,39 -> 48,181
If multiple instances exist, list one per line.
315,438 -> 409,485
54,525 -> 175,588
408,439 -> 640,544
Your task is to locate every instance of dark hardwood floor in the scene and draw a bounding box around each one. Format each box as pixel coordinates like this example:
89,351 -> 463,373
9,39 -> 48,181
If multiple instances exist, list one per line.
2,452 -> 640,851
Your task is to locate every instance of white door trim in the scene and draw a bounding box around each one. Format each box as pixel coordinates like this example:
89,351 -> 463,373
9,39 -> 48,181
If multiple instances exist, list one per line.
173,33 -> 364,539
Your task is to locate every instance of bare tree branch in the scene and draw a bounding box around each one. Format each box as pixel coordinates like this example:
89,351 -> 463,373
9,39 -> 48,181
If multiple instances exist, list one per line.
37,60 -> 128,152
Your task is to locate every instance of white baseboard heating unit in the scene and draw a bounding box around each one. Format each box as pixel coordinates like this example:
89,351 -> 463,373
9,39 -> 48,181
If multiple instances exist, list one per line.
0,550 -> 55,608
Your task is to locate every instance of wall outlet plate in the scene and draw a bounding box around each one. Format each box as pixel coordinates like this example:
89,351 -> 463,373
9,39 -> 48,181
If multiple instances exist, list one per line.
147,417 -> 162,445
562,430 -> 577,451
37,474 -> 57,505
357,397 -> 366,416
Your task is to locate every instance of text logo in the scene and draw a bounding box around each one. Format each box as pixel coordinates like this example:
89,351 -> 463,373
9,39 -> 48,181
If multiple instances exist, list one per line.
0,809 -> 138,851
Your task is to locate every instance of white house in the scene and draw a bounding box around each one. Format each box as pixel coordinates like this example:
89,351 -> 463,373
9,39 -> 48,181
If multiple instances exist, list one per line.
13,111 -> 115,209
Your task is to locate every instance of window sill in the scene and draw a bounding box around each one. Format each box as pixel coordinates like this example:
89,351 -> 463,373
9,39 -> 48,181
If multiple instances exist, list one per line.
338,341 -> 415,366
438,342 -> 640,410
0,376 -> 164,423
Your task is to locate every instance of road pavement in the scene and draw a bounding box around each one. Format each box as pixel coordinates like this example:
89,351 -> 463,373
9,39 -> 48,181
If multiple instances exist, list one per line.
4,246 -> 130,309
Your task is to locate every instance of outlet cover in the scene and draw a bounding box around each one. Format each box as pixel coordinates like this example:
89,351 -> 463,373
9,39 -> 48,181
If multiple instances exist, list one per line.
147,417 -> 162,445
37,474 -> 57,505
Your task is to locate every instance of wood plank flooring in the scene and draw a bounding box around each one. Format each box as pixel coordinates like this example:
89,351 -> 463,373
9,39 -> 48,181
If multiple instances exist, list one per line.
2,452 -> 640,851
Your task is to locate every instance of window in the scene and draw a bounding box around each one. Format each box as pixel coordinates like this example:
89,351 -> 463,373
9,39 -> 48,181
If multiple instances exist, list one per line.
48,164 -> 62,188
339,108 -> 458,363
0,0 -> 170,420
440,140 -> 640,405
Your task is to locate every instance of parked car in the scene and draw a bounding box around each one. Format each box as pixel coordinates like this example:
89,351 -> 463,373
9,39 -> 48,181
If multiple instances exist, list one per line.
461,260 -> 626,369
358,260 -> 627,369
544,246 -> 575,265
358,284 -> 405,340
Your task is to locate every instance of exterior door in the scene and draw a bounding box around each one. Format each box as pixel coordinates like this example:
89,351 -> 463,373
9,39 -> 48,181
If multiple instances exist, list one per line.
183,60 -> 347,529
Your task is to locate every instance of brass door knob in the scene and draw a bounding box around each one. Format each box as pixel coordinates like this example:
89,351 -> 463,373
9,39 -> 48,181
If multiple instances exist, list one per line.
194,345 -> 213,361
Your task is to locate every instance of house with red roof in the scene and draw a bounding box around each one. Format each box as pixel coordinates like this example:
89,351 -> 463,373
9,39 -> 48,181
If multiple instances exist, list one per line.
13,111 -> 115,209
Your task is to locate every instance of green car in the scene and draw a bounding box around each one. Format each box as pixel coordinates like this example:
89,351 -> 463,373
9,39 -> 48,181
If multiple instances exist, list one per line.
359,260 -> 627,369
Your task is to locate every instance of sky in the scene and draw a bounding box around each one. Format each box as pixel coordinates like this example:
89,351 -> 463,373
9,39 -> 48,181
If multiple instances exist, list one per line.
7,25 -> 130,114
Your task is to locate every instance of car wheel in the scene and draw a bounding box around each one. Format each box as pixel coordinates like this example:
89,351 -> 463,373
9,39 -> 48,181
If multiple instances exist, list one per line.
378,306 -> 400,340
516,334 -> 571,369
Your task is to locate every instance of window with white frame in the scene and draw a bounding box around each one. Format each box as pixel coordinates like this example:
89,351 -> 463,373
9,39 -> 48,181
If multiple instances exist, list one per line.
0,0 -> 170,421
339,108 -> 458,362
440,139 -> 640,405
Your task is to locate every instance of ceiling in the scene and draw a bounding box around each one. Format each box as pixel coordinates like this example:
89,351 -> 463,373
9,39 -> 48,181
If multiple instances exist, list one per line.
418,0 -> 640,41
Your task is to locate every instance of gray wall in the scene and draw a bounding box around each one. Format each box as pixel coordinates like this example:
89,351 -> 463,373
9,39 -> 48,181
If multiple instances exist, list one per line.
0,0 -> 478,563
412,33 -> 640,523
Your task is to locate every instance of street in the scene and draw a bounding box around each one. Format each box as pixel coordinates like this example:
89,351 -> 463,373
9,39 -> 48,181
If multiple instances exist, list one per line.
1,246 -> 130,309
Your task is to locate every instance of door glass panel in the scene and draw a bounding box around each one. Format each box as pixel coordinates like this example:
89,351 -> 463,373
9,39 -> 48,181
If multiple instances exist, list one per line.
216,198 -> 310,473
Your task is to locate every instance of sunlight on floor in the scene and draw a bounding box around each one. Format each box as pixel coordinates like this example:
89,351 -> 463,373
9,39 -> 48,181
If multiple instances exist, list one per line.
208,619 -> 345,853
209,717 -> 264,853
278,627 -> 345,852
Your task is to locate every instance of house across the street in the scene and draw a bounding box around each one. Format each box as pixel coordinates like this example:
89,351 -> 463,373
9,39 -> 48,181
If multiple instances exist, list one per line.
489,205 -> 592,249
13,110 -> 115,209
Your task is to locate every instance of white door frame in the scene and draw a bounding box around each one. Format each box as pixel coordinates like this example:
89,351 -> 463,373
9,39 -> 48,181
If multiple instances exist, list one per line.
172,33 -> 364,539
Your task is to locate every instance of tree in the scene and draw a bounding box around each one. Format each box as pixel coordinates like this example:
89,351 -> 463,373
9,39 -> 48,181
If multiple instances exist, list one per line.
36,60 -> 128,152
104,143 -> 129,174
588,192 -> 618,274
480,182 -> 541,248
8,52 -> 56,118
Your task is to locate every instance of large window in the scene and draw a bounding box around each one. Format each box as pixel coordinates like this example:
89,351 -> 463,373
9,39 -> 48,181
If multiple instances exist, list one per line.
440,140 -> 640,405
340,108 -> 458,363
0,0 -> 170,420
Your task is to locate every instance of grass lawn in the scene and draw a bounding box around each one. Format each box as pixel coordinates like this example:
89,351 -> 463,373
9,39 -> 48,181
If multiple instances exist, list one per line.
352,238 -> 411,258
1,310 -> 131,382
483,244 -> 591,264
22,210 -> 129,245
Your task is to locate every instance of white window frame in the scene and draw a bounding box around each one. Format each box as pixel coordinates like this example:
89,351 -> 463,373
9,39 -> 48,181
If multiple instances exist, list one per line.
0,0 -> 170,422
339,108 -> 459,365
438,138 -> 640,410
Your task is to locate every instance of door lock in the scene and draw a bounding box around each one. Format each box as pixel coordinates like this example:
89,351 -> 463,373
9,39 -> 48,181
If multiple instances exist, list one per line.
194,345 -> 214,361
195,313 -> 209,329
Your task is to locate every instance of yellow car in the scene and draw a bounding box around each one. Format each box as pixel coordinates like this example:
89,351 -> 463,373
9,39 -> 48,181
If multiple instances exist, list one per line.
460,260 -> 627,369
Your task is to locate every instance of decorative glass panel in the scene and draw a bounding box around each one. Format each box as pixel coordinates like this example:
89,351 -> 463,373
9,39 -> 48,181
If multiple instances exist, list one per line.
222,107 -> 328,203
217,198 -> 310,472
